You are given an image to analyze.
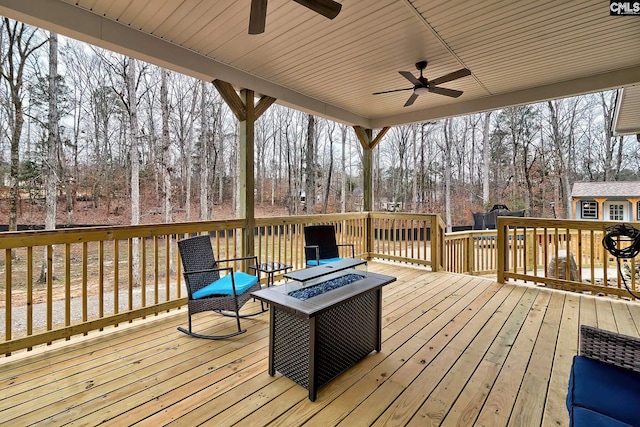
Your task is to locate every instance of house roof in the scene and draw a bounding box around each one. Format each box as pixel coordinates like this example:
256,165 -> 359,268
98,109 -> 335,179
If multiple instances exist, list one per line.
571,181 -> 640,199
0,0 -> 639,130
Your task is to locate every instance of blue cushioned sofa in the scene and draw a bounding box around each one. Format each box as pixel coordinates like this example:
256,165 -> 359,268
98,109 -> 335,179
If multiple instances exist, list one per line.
567,325 -> 640,427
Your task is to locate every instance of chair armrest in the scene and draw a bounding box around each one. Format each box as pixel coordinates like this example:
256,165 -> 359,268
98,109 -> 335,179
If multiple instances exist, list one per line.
183,266 -> 232,276
580,325 -> 640,373
337,243 -> 355,258
216,255 -> 259,274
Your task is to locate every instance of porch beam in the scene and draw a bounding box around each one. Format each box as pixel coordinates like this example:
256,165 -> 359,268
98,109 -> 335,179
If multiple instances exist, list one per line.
255,95 -> 277,120
212,79 -> 246,121
370,126 -> 390,150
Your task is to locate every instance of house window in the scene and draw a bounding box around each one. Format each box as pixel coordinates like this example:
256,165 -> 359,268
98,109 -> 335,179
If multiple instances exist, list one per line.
609,204 -> 625,221
582,201 -> 598,219
637,201 -> 640,220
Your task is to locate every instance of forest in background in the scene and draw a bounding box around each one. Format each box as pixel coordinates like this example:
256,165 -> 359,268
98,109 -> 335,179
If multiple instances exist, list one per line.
1,18 -> 639,231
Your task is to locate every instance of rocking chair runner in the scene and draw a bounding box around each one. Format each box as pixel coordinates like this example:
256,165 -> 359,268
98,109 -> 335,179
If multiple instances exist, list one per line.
304,224 -> 355,266
177,235 -> 263,339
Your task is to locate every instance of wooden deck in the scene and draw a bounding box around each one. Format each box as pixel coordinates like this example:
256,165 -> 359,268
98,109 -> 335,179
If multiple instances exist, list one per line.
2,261 -> 640,426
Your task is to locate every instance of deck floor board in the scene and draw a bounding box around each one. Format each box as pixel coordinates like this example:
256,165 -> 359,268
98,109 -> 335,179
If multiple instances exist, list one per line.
2,262 -> 639,426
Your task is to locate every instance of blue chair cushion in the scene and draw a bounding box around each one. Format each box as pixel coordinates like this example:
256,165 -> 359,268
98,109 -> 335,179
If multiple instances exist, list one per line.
567,355 -> 640,426
192,272 -> 258,299
306,257 -> 344,266
571,407 -> 633,427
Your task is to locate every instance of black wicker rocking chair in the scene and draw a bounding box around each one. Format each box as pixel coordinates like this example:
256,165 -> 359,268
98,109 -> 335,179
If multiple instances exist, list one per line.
177,235 -> 263,339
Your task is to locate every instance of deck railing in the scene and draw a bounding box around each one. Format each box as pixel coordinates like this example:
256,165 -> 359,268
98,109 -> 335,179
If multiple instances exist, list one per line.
1,212 -> 444,355
496,217 -> 640,300
443,229 -> 499,275
6,212 -> 636,356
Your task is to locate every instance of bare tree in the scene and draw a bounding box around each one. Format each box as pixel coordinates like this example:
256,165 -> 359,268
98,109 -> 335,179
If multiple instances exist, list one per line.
547,99 -> 575,218
198,81 -> 209,220
600,91 -> 617,181
0,19 -> 46,232
340,123 -> 347,213
304,114 -> 316,213
322,120 -> 335,213
482,111 -> 492,207
38,32 -> 60,282
160,69 -> 172,223
126,57 -> 140,285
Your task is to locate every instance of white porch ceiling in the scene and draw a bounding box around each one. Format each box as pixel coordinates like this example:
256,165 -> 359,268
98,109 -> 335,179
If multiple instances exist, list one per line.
0,0 -> 639,129
613,85 -> 640,136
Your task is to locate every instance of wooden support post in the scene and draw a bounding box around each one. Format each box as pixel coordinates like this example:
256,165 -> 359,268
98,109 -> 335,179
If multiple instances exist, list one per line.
240,89 -> 255,257
354,126 -> 389,259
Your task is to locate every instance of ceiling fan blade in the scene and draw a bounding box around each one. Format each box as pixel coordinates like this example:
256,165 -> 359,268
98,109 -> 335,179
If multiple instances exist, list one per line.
372,88 -> 413,95
429,86 -> 463,98
399,71 -> 421,86
429,68 -> 471,86
249,0 -> 268,34
293,0 -> 342,19
404,92 -> 419,107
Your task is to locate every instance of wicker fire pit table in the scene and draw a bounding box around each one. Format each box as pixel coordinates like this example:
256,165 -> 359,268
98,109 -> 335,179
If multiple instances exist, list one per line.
251,259 -> 396,401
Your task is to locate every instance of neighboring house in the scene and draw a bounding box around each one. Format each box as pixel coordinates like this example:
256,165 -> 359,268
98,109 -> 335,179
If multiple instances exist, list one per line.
571,181 -> 640,221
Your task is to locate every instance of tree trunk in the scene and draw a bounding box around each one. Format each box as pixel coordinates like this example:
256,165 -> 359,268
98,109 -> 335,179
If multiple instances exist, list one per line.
547,100 -> 573,218
39,32 -> 60,283
341,124 -> 347,213
323,123 -> 334,213
304,114 -> 316,214
482,111 -> 492,207
127,57 -> 140,286
1,20 -> 46,233
600,92 -> 615,181
443,118 -> 453,232
199,81 -> 209,220
160,69 -> 172,223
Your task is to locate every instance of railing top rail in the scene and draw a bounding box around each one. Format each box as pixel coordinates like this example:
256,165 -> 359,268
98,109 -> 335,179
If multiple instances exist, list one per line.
444,229 -> 498,239
254,212 -> 367,226
369,212 -> 441,220
497,217 -> 640,231
0,219 -> 247,249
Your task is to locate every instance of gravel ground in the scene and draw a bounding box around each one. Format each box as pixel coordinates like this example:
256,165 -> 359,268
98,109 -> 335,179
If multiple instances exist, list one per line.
1,283 -> 187,336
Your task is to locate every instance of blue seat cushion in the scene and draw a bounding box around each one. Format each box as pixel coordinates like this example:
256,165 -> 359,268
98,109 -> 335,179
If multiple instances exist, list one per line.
306,257 -> 344,266
192,272 -> 258,299
571,407 -> 633,427
567,355 -> 640,426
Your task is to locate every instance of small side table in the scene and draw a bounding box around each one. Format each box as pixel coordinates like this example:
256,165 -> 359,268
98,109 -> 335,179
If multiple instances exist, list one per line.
250,262 -> 293,287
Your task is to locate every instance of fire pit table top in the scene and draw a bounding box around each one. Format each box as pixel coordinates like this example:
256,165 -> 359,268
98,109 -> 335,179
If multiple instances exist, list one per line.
252,266 -> 394,318
284,258 -> 367,283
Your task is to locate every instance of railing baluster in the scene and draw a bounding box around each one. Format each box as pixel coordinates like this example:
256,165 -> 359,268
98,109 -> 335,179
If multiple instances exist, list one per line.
5,249 -> 12,347
114,240 -> 119,319
82,242 -> 88,330
27,247 -> 33,343
47,245 -> 53,336
99,240 -> 104,325
65,243 -> 71,332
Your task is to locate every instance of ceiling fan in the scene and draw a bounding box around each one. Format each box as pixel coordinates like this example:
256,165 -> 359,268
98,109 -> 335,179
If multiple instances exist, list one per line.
373,61 -> 471,107
249,0 -> 342,34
